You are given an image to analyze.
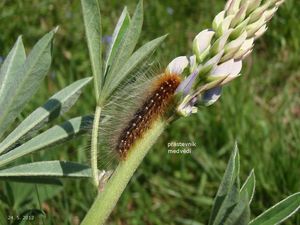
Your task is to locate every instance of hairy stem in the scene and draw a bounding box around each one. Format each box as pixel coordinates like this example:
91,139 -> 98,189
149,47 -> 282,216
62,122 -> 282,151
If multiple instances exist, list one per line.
91,105 -> 102,187
81,119 -> 167,225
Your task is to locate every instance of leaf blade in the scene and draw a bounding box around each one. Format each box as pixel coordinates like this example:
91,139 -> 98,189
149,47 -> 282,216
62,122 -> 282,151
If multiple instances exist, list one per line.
0,77 -> 92,154
240,169 -> 256,204
0,30 -> 55,138
81,0 -> 102,100
0,116 -> 92,168
0,161 -> 93,178
102,35 -> 167,101
209,144 -> 240,225
249,192 -> 300,225
0,37 -> 26,137
100,0 -> 144,104
104,7 -> 130,76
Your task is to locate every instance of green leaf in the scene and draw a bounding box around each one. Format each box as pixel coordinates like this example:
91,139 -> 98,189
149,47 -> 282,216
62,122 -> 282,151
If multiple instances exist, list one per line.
212,180 -> 240,225
104,7 -> 130,76
81,0 -> 102,100
0,161 -> 93,179
233,203 -> 251,225
0,37 -> 26,138
104,35 -> 167,99
223,192 -> 250,225
249,192 -> 300,225
0,116 -> 92,167
0,29 -> 55,139
2,177 -> 62,185
209,144 -> 240,225
240,169 -> 255,204
100,0 -> 143,104
0,77 -> 92,154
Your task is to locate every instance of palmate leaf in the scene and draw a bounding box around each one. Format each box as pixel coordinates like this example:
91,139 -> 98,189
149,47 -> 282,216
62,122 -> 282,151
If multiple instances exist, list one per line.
0,29 -> 56,139
0,77 -> 92,154
81,0 -> 102,100
249,192 -> 300,225
0,116 -> 92,168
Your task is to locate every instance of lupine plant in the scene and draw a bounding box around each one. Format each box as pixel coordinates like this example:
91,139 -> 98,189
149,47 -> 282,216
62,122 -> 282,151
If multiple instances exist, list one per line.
0,0 -> 299,224
79,0 -> 300,224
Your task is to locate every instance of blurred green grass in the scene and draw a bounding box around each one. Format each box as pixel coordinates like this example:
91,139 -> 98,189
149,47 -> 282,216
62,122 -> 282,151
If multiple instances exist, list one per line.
0,0 -> 300,224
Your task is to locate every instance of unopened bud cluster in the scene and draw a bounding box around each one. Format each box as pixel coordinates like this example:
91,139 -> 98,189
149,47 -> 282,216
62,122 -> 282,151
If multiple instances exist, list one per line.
166,0 -> 285,117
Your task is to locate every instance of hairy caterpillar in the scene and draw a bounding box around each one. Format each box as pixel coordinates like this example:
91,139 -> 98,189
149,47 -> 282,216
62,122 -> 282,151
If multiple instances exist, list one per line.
116,72 -> 181,159
99,70 -> 181,163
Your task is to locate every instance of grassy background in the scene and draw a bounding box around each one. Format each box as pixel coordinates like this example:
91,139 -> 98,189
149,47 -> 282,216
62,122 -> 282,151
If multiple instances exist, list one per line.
0,0 -> 300,224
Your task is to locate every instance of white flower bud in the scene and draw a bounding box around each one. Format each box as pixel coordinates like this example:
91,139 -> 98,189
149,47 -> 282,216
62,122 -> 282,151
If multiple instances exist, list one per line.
166,56 -> 189,75
247,0 -> 262,14
240,48 -> 253,60
211,29 -> 232,55
213,11 -> 226,33
209,59 -> 242,85
177,95 -> 198,117
222,31 -> 247,62
189,55 -> 197,73
249,1 -> 271,23
231,2 -> 248,28
254,24 -> 267,39
193,29 -> 215,62
246,14 -> 266,37
263,7 -> 278,22
231,17 -> 250,39
234,38 -> 254,59
275,0 -> 285,7
218,15 -> 235,36
201,50 -> 224,74
269,0 -> 285,7
227,0 -> 242,15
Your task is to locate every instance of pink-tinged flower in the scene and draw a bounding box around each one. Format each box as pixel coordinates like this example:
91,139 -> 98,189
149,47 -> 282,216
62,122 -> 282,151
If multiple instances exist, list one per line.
166,56 -> 189,75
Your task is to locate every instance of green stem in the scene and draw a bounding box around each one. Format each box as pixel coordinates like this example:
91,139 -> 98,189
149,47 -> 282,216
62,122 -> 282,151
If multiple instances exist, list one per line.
81,119 -> 167,225
91,105 -> 102,187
